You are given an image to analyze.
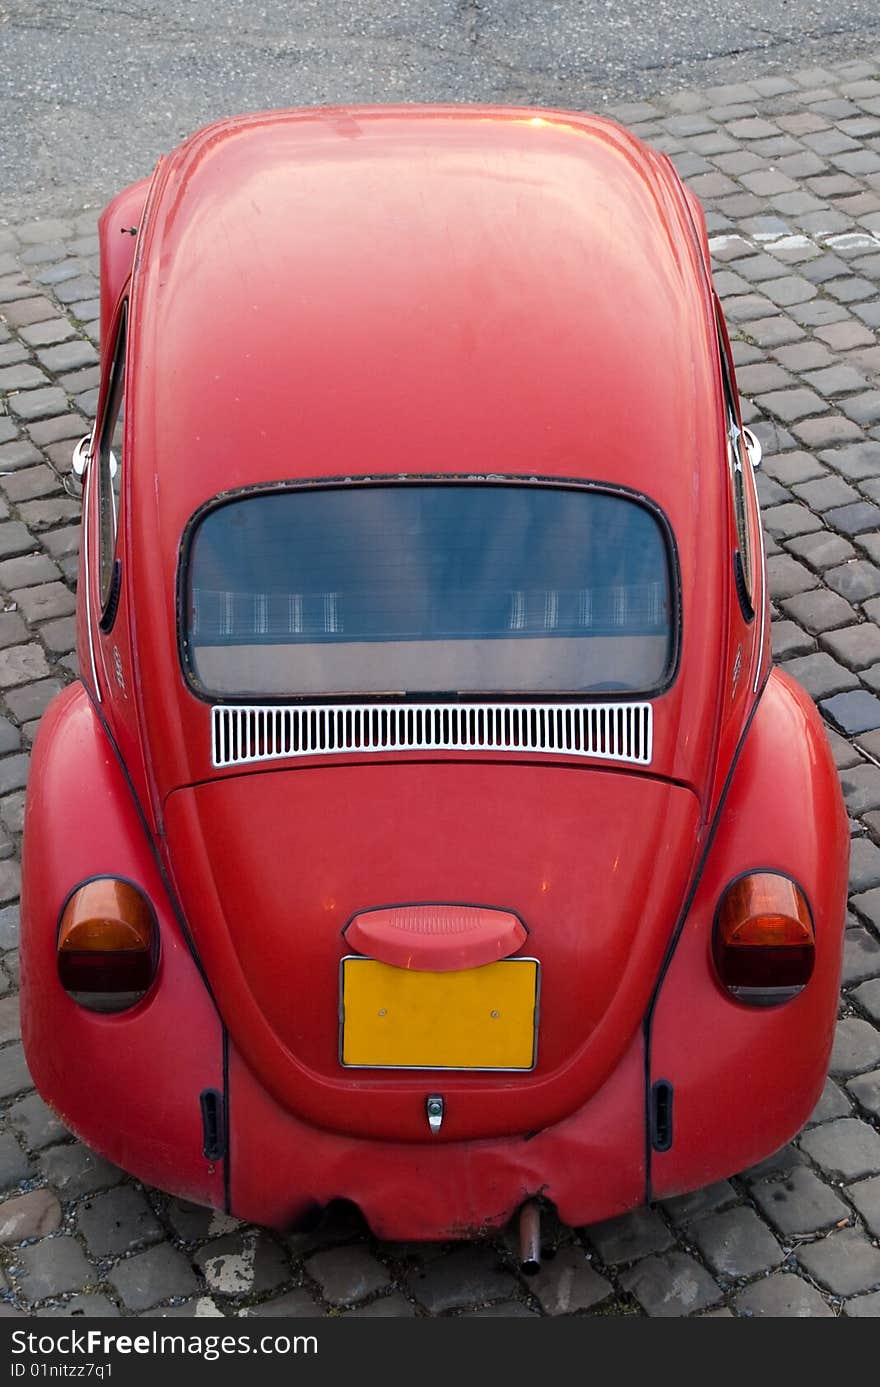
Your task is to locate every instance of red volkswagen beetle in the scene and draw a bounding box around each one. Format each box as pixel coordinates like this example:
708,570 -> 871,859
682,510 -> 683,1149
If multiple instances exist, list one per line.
20,106 -> 849,1252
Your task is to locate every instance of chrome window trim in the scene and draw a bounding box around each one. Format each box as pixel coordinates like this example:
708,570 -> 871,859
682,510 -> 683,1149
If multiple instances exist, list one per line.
177,476 -> 683,707
753,494 -> 767,694
79,443 -> 102,704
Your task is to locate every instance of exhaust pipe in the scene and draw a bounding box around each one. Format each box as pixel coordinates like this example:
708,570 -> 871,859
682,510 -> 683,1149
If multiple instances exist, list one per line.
518,1200 -> 542,1276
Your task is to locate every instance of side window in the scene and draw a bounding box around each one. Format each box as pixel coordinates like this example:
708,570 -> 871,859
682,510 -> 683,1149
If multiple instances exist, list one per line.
98,305 -> 127,615
716,307 -> 753,615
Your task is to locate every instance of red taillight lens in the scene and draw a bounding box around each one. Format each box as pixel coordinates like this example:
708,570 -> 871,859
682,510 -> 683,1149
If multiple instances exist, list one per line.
57,879 -> 158,1013
713,873 -> 814,1006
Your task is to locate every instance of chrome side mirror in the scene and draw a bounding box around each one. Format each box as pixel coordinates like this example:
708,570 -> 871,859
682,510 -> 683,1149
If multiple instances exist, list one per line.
742,426 -> 762,470
71,434 -> 92,478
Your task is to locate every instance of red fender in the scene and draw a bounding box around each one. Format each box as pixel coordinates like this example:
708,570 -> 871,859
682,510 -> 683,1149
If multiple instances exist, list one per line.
20,683 -> 225,1209
649,668 -> 849,1197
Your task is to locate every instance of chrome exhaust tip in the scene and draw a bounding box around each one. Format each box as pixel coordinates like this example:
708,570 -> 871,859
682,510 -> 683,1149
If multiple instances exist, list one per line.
518,1200 -> 542,1276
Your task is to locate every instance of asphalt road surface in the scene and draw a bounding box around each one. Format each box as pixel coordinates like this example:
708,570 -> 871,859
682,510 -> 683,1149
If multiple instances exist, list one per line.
3,0 -> 880,219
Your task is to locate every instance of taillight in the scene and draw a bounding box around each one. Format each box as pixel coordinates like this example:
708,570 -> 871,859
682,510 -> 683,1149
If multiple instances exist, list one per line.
713,872 -> 814,1007
57,878 -> 158,1013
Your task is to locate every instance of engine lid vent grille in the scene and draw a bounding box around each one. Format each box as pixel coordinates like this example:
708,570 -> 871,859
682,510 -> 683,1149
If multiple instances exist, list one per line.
211,701 -> 653,769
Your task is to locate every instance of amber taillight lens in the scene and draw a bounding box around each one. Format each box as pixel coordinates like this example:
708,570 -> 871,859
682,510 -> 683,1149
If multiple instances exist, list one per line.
713,873 -> 814,1007
57,879 -> 158,1013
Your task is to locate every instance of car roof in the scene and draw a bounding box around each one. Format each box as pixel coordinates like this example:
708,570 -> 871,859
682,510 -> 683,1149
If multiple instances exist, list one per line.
122,107 -> 742,808
129,105 -> 723,539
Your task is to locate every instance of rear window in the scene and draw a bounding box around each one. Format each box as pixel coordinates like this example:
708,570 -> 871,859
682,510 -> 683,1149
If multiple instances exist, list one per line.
184,484 -> 675,698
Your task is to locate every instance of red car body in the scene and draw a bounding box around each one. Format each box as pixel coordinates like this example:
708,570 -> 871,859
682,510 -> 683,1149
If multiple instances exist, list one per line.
20,106 -> 848,1239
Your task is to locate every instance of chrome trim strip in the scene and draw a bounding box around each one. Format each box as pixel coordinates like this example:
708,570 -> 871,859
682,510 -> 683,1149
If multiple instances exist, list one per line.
81,456 -> 102,704
753,501 -> 767,695
338,954 -> 541,1072
211,700 -> 653,769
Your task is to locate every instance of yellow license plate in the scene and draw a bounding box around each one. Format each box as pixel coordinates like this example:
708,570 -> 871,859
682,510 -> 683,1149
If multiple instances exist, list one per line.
340,957 -> 540,1070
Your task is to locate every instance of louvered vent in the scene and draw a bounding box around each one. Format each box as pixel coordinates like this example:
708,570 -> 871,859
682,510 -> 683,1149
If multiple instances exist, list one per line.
211,702 -> 653,768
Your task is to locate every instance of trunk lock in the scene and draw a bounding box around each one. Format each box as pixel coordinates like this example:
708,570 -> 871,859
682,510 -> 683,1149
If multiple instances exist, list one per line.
426,1095 -> 444,1135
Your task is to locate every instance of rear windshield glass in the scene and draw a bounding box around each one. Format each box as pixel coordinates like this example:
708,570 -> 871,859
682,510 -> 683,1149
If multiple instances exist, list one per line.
184,484 -> 674,698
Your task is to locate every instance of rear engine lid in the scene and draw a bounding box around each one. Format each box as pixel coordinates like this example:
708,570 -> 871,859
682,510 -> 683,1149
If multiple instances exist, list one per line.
164,759 -> 700,1141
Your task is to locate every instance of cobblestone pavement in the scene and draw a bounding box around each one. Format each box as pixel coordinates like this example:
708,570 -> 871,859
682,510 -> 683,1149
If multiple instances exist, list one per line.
3,59 -> 880,1319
